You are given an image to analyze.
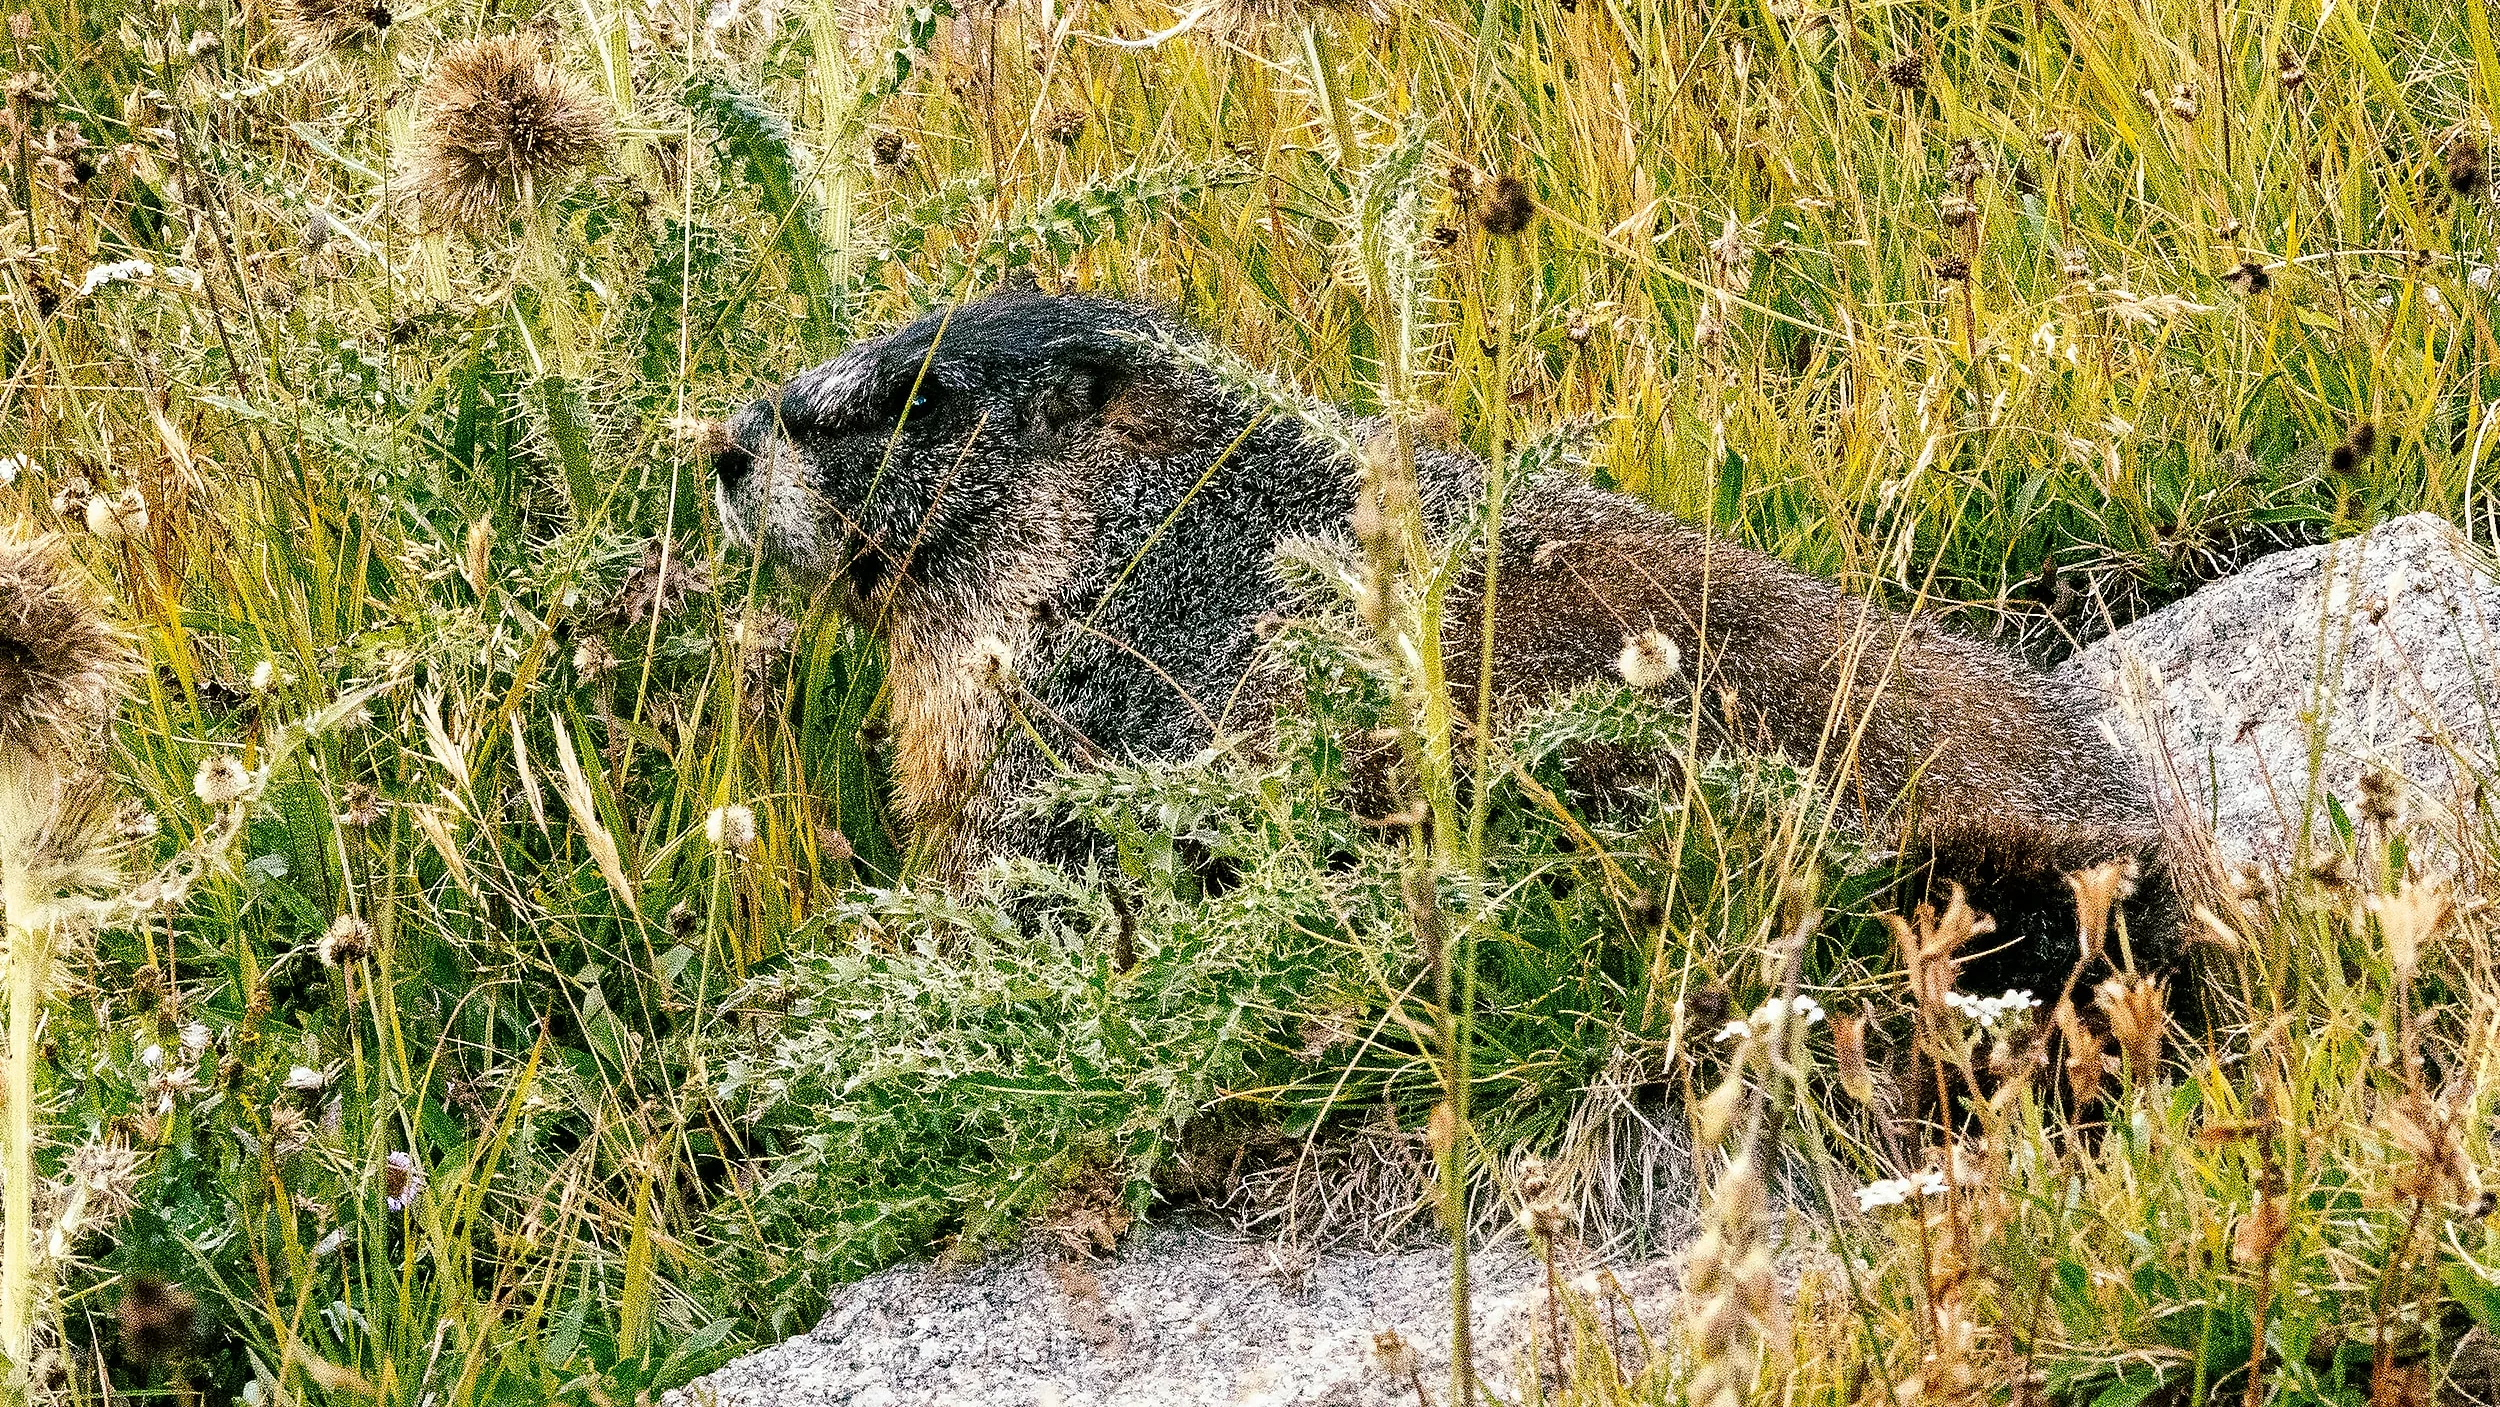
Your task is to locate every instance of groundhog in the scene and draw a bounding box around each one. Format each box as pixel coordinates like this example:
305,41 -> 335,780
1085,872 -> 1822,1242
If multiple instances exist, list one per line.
712,289 -> 2172,997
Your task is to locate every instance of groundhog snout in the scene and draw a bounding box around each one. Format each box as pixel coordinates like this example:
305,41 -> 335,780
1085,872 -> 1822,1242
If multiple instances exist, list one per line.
711,443 -> 756,497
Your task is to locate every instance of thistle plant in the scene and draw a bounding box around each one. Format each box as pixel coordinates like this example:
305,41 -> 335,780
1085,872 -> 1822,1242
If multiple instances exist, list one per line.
0,531 -> 135,1387
406,34 -> 614,236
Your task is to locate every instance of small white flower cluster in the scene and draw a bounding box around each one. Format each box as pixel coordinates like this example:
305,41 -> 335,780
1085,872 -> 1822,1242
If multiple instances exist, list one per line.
78,258 -> 157,296
1853,1169 -> 1951,1212
1941,988 -> 2040,1032
1713,994 -> 1825,1044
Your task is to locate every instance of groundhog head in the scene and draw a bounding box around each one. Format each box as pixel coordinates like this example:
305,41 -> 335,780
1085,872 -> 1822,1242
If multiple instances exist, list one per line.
713,290 -> 1203,615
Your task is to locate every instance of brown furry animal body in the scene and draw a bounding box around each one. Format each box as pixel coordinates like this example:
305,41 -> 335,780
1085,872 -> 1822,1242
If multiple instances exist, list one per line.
713,290 -> 2170,997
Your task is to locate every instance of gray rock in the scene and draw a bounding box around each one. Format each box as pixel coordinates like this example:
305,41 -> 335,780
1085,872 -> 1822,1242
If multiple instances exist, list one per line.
664,1220 -> 1694,1407
2054,514 -> 2500,874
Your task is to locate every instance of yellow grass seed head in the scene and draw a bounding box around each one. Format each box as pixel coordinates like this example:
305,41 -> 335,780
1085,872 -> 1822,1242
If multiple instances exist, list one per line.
1832,1010 -> 1874,1104
2370,873 -> 2456,983
2093,972 -> 2167,1078
2064,859 -> 2136,964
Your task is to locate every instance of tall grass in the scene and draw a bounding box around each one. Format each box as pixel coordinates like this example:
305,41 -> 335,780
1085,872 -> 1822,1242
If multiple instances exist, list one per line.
0,0 -> 2494,1398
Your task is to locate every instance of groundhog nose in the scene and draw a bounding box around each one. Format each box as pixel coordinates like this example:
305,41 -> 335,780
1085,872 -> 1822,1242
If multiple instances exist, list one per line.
712,445 -> 755,494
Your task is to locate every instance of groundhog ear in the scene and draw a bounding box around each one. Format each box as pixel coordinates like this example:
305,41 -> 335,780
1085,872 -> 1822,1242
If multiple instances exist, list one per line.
1026,362 -> 1119,441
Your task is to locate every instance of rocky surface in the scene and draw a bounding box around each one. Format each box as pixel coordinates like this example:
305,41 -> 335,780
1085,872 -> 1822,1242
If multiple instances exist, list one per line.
2056,513 -> 2500,873
663,1220 -> 1693,1407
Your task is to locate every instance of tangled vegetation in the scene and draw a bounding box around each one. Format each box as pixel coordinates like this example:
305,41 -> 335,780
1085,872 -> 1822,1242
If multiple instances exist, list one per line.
1,0 -> 2496,1398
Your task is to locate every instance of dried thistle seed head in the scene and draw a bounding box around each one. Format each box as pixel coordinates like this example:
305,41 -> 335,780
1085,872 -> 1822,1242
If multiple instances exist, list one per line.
318,913 -> 373,966
2358,764 -> 2403,826
114,1276 -> 196,1365
706,802 -> 757,852
1882,885 -> 1992,1011
1517,1153 -> 1551,1202
2062,1020 -> 2105,1106
1371,1328 -> 1419,1378
0,530 -> 136,764
1937,193 -> 1978,227
870,129 -> 906,166
2231,1190 -> 2290,1264
1697,1068 -> 1746,1147
2167,83 -> 2199,120
334,782 -> 383,827
381,1149 -> 427,1210
2275,47 -> 2307,90
2060,245 -> 2091,283
1447,160 -> 1480,210
572,635 -> 617,682
407,35 -> 611,235
1479,175 -> 1534,237
1945,137 -> 1984,188
192,754 -> 254,807
1043,108 -> 1086,145
1881,52 -> 1923,90
275,0 -> 391,59
1932,253 -> 1971,283
1706,211 -> 1752,290
1615,629 -> 1682,687
2226,261 -> 2271,295
2382,1092 -> 2473,1202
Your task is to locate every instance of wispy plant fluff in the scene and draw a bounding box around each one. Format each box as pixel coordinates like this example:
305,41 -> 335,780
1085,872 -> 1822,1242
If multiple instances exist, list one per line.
0,532 -> 133,1386
406,35 -> 612,235
0,532 -> 135,766
274,0 -> 392,60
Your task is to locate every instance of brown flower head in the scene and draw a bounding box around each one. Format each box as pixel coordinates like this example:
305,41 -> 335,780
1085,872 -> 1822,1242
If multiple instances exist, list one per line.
0,530 -> 136,764
114,1276 -> 196,1365
1479,175 -> 1534,238
2444,130 -> 2488,197
275,0 -> 391,59
598,537 -> 711,630
407,35 -> 611,235
2231,1189 -> 2289,1264
1881,53 -> 1924,90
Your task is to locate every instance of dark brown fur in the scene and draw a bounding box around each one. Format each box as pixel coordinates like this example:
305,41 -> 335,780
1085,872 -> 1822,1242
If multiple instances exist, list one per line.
718,292 -> 2172,996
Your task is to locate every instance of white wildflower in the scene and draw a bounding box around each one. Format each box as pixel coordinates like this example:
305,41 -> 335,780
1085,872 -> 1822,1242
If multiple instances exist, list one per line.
77,259 -> 156,296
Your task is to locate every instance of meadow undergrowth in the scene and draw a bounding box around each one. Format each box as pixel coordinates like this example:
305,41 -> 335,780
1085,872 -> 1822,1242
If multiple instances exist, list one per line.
0,0 -> 2496,1398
